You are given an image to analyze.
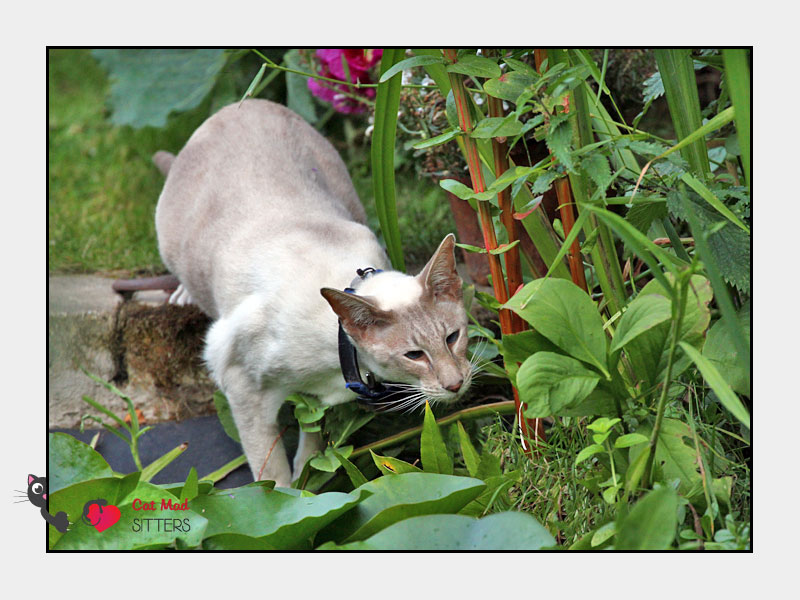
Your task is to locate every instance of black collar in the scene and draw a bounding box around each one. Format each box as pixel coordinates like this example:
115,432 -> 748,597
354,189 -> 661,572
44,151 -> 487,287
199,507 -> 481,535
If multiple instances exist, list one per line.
337,268 -> 413,411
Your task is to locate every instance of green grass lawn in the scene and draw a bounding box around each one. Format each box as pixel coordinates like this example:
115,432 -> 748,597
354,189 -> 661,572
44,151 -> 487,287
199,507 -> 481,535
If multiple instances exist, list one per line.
48,48 -> 454,276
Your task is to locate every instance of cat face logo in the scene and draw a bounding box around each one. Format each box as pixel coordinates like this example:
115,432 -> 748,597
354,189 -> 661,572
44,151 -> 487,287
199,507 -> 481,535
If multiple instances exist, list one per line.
81,498 -> 121,533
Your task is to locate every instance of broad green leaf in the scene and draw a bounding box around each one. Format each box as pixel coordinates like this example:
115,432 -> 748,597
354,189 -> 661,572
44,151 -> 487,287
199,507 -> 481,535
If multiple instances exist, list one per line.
629,419 -> 702,498
370,450 -> 422,476
586,417 -> 621,433
499,330 -> 560,367
421,402 -> 453,474
191,486 -> 368,550
379,54 -> 446,83
48,477 -> 121,549
202,534 -> 277,550
581,153 -> 612,193
518,352 -> 602,417
615,486 -> 678,550
681,172 -> 749,233
446,54 -> 501,79
703,301 -> 751,396
624,275 -> 713,390
610,293 -> 672,353
315,473 -> 485,543
457,422 -> 480,478
333,449 -> 368,488
624,445 -> 650,496
319,512 -> 555,550
459,473 -> 518,517
614,433 -> 649,448
591,522 -> 617,547
483,71 -> 536,102
52,480 -> 208,550
680,342 -> 750,429
92,49 -> 227,128
212,390 -> 240,442
625,201 -> 668,235
504,278 -> 609,377
48,432 -> 113,494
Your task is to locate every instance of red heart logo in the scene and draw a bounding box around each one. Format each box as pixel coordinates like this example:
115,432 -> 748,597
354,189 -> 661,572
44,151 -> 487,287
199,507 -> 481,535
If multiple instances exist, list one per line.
86,502 -> 121,532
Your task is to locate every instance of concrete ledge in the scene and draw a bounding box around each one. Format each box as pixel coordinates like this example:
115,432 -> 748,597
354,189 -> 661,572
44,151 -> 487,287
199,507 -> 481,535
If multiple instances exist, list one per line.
48,275 -> 216,428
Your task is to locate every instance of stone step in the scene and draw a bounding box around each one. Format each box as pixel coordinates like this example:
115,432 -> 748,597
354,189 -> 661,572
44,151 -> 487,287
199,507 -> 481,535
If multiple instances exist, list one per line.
48,275 -> 216,429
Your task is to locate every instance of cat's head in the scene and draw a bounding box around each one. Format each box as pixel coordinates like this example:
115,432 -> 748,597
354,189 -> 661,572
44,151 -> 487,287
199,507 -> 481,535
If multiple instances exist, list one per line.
322,234 -> 474,409
27,474 -> 47,508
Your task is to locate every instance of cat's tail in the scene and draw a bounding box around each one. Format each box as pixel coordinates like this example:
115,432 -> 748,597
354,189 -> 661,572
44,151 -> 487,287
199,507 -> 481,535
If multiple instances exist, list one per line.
153,150 -> 176,176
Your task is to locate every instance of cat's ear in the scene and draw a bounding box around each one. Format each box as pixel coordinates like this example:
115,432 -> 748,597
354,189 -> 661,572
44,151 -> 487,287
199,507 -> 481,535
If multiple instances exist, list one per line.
320,288 -> 393,334
419,233 -> 462,302
28,474 -> 35,485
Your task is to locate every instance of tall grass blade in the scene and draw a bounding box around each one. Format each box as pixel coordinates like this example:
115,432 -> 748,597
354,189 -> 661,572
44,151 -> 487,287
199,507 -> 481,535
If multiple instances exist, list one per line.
722,49 -> 751,190
371,48 -> 406,271
654,49 -> 711,178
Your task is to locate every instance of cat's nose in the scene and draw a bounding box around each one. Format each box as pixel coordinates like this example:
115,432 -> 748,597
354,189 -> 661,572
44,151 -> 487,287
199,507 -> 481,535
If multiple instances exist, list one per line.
445,379 -> 463,393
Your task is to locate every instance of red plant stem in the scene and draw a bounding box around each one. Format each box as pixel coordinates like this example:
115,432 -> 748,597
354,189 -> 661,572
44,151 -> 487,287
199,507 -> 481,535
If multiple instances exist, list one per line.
443,49 -> 541,454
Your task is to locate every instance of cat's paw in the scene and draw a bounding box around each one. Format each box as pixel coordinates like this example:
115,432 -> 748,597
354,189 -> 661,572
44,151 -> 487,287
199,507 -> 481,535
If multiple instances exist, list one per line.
169,284 -> 194,306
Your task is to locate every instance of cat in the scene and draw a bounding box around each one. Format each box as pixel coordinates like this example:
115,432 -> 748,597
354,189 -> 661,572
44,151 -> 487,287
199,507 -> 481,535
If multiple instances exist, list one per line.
25,474 -> 69,532
154,99 -> 474,487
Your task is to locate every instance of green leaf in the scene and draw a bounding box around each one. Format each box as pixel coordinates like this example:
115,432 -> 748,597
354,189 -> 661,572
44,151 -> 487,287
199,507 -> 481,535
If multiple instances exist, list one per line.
439,178 -> 496,202
192,486 -> 368,550
610,293 -> 672,353
372,48 -> 406,271
51,480 -> 208,550
623,275 -> 713,389
581,153 -> 613,194
625,201 -> 668,235
586,417 -> 621,433
48,432 -> 113,494
575,443 -> 605,464
546,113 -> 576,172
285,49 -> 318,124
141,443 -> 188,483
446,54 -> 501,79
412,129 -> 461,149
504,278 -> 609,377
92,49 -> 227,128
180,467 -> 198,502
470,116 -> 523,139
722,50 -> 750,189
654,49 -> 711,177
517,352 -> 602,417
680,342 -> 750,429
455,242 -> 487,254
630,419 -> 702,497
457,422 -> 481,478
212,390 -> 240,442
421,402 -> 453,474
310,445 -> 353,473
614,433 -> 649,448
315,473 -> 486,544
483,71 -> 536,102
624,445 -> 650,496
333,449 -> 369,488
370,450 -> 422,475
379,54 -> 446,83
615,486 -> 678,550
319,512 -> 555,550
240,62 -> 266,104
680,172 -> 749,233
703,301 -> 750,396
590,522 -> 617,547
489,241 -> 521,255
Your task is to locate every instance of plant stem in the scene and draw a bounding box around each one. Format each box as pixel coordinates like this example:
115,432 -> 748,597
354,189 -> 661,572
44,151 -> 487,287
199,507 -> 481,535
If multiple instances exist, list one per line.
351,401 -> 516,459
643,275 -> 690,488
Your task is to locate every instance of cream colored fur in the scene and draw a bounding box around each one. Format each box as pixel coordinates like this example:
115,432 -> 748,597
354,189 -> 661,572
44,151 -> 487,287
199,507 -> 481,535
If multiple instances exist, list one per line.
155,99 -> 471,487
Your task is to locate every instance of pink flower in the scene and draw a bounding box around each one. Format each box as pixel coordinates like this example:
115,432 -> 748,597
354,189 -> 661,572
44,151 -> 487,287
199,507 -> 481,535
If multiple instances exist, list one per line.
307,49 -> 382,114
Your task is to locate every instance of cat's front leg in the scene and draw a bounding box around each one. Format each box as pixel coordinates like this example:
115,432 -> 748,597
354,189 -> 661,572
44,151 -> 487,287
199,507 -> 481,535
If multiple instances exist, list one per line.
219,366 -> 292,487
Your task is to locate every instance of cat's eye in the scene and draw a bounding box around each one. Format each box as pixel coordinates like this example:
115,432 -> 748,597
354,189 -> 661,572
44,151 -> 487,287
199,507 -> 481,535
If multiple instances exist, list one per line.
404,350 -> 425,361
446,330 -> 460,345
32,483 -> 43,494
